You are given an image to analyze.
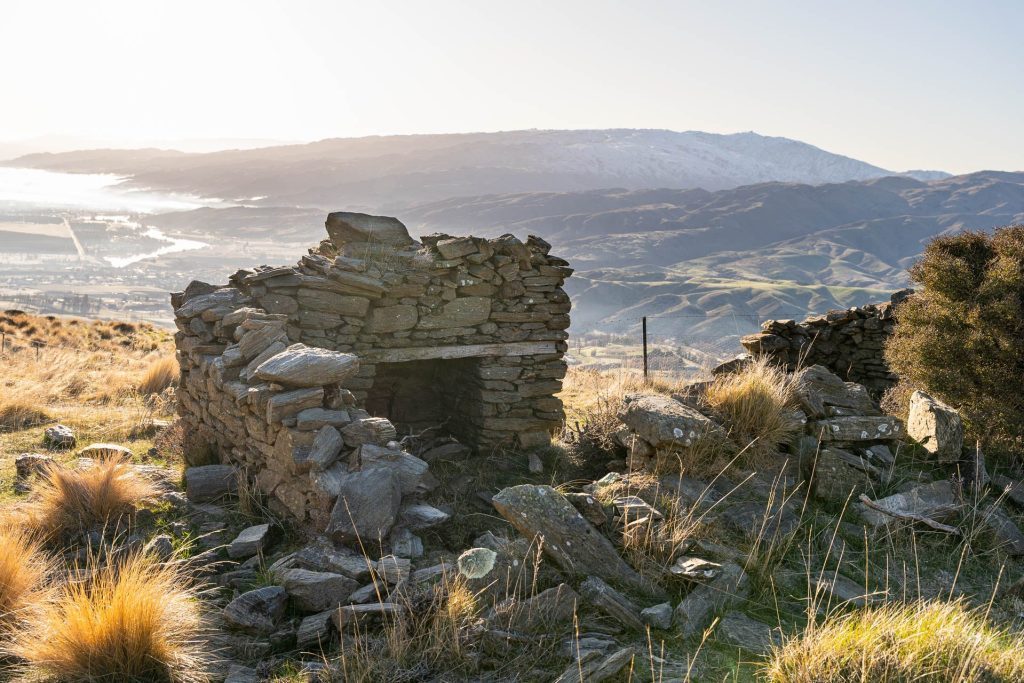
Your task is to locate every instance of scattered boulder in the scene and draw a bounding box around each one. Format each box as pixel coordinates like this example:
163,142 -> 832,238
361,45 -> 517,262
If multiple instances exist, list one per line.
641,602 -> 674,630
296,610 -> 335,649
227,523 -> 276,560
859,480 -> 961,529
907,390 -> 963,463
617,394 -> 720,450
14,453 -> 53,486
281,568 -> 360,613
78,443 -> 133,459
553,647 -> 635,683
494,583 -> 579,633
223,586 -> 288,634
43,424 -> 76,449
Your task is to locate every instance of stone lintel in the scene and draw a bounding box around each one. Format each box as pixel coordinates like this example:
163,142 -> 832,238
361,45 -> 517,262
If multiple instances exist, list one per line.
360,341 -> 558,364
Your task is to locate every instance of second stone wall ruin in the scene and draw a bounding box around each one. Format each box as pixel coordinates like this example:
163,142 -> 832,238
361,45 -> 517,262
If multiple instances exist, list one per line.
740,290 -> 912,396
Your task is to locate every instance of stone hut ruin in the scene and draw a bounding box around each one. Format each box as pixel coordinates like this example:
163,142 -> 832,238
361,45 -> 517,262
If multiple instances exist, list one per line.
172,212 -> 572,530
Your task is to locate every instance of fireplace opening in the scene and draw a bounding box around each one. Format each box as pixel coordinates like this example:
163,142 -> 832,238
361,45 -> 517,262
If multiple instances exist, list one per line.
364,357 -> 481,444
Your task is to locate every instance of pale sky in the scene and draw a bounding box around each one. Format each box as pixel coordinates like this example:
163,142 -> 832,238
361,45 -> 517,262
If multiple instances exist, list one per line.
1,0 -> 1021,174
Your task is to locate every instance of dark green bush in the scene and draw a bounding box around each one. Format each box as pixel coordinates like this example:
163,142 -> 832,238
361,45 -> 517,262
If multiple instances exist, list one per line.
885,226 -> 1024,453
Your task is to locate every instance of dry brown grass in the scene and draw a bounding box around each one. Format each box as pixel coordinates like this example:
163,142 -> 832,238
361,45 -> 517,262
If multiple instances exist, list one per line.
703,357 -> 801,459
764,600 -> 1024,682
336,571 -> 481,682
8,550 -> 208,682
0,386 -> 53,431
0,525 -> 51,638
137,354 -> 178,396
0,311 -> 168,353
23,456 -> 161,543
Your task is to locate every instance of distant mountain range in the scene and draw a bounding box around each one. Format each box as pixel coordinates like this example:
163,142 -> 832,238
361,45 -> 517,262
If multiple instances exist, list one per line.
6,129 -> 947,209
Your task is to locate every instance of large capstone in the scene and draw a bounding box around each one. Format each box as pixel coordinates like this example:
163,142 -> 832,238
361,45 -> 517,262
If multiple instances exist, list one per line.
325,212 -> 415,248
255,344 -> 360,387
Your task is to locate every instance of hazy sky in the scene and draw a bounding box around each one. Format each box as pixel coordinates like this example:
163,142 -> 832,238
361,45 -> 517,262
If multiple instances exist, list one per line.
2,0 -> 1021,174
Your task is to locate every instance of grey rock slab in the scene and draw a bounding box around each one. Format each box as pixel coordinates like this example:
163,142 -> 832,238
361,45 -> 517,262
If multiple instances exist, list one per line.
716,611 -> 782,654
296,408 -> 351,431
641,602 -> 674,630
295,610 -> 334,650
982,505 -> 1024,556
281,568 -> 360,613
237,322 -> 288,361
669,556 -> 721,581
340,417 -> 398,447
859,480 -> 961,528
907,390 -> 963,463
617,393 -> 721,449
325,468 -> 402,543
227,523 -> 275,560
292,543 -> 374,580
580,576 -> 645,631
795,365 -> 880,418
223,586 -> 288,634
308,426 -> 344,471
325,211 -> 415,248
255,343 -> 360,387
365,304 -> 418,333
674,562 -> 750,638
491,484 -> 662,598
266,387 -> 324,423
416,296 -> 492,330
184,465 -> 238,503
355,444 -> 428,494
331,602 -> 406,630
399,503 -> 451,530
553,647 -> 635,683
175,288 -> 248,319
224,664 -> 259,683
812,415 -> 902,443
494,583 -> 579,633
389,527 -> 424,558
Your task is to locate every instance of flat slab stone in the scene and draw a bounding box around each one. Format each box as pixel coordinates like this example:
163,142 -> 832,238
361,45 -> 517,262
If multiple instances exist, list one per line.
617,394 -> 720,449
253,343 -> 358,388
907,390 -> 963,463
325,212 -> 415,248
492,484 -> 662,598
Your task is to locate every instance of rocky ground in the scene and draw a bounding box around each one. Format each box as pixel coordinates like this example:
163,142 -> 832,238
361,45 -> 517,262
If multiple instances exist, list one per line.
6,358 -> 1024,682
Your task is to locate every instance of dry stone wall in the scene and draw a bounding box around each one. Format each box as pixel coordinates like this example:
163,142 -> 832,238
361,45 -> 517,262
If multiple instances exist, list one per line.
739,290 -> 912,396
172,211 -> 572,530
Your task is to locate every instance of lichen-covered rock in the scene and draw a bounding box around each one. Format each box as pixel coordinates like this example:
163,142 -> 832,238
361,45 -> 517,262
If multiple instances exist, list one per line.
280,568 -> 360,613
43,424 -> 76,449
255,344 -> 359,387
907,390 -> 963,463
325,212 -> 415,248
617,394 -> 720,450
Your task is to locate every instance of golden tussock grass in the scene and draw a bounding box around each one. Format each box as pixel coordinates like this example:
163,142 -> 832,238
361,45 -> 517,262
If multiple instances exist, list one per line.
137,354 -> 179,396
23,456 -> 161,543
704,357 -> 802,459
0,386 -> 53,431
0,526 -> 51,638
8,550 -> 208,683
764,600 -> 1024,683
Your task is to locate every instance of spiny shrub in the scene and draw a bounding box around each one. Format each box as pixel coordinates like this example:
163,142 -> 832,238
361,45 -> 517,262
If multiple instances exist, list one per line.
8,550 -> 207,682
25,456 -> 161,543
704,356 -> 801,459
764,600 -> 1024,682
0,526 -> 51,638
885,226 -> 1024,453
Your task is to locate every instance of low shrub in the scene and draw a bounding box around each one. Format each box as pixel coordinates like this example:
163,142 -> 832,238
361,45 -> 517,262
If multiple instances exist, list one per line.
764,600 -> 1024,682
8,550 -> 207,682
885,226 -> 1024,453
25,456 -> 161,543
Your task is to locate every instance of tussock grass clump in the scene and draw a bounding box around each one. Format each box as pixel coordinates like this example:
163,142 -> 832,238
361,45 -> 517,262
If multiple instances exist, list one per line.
764,600 -> 1024,683
9,550 -> 207,682
0,386 -> 53,431
704,357 -> 801,459
0,526 -> 51,637
25,456 -> 161,543
137,354 -> 178,396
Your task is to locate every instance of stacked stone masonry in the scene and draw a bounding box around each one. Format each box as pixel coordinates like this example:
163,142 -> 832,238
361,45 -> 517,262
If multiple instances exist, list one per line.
172,211 -> 572,529
739,290 -> 912,397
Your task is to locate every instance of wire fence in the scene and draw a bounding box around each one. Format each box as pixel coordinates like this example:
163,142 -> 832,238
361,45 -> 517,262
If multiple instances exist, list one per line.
569,310 -> 813,382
